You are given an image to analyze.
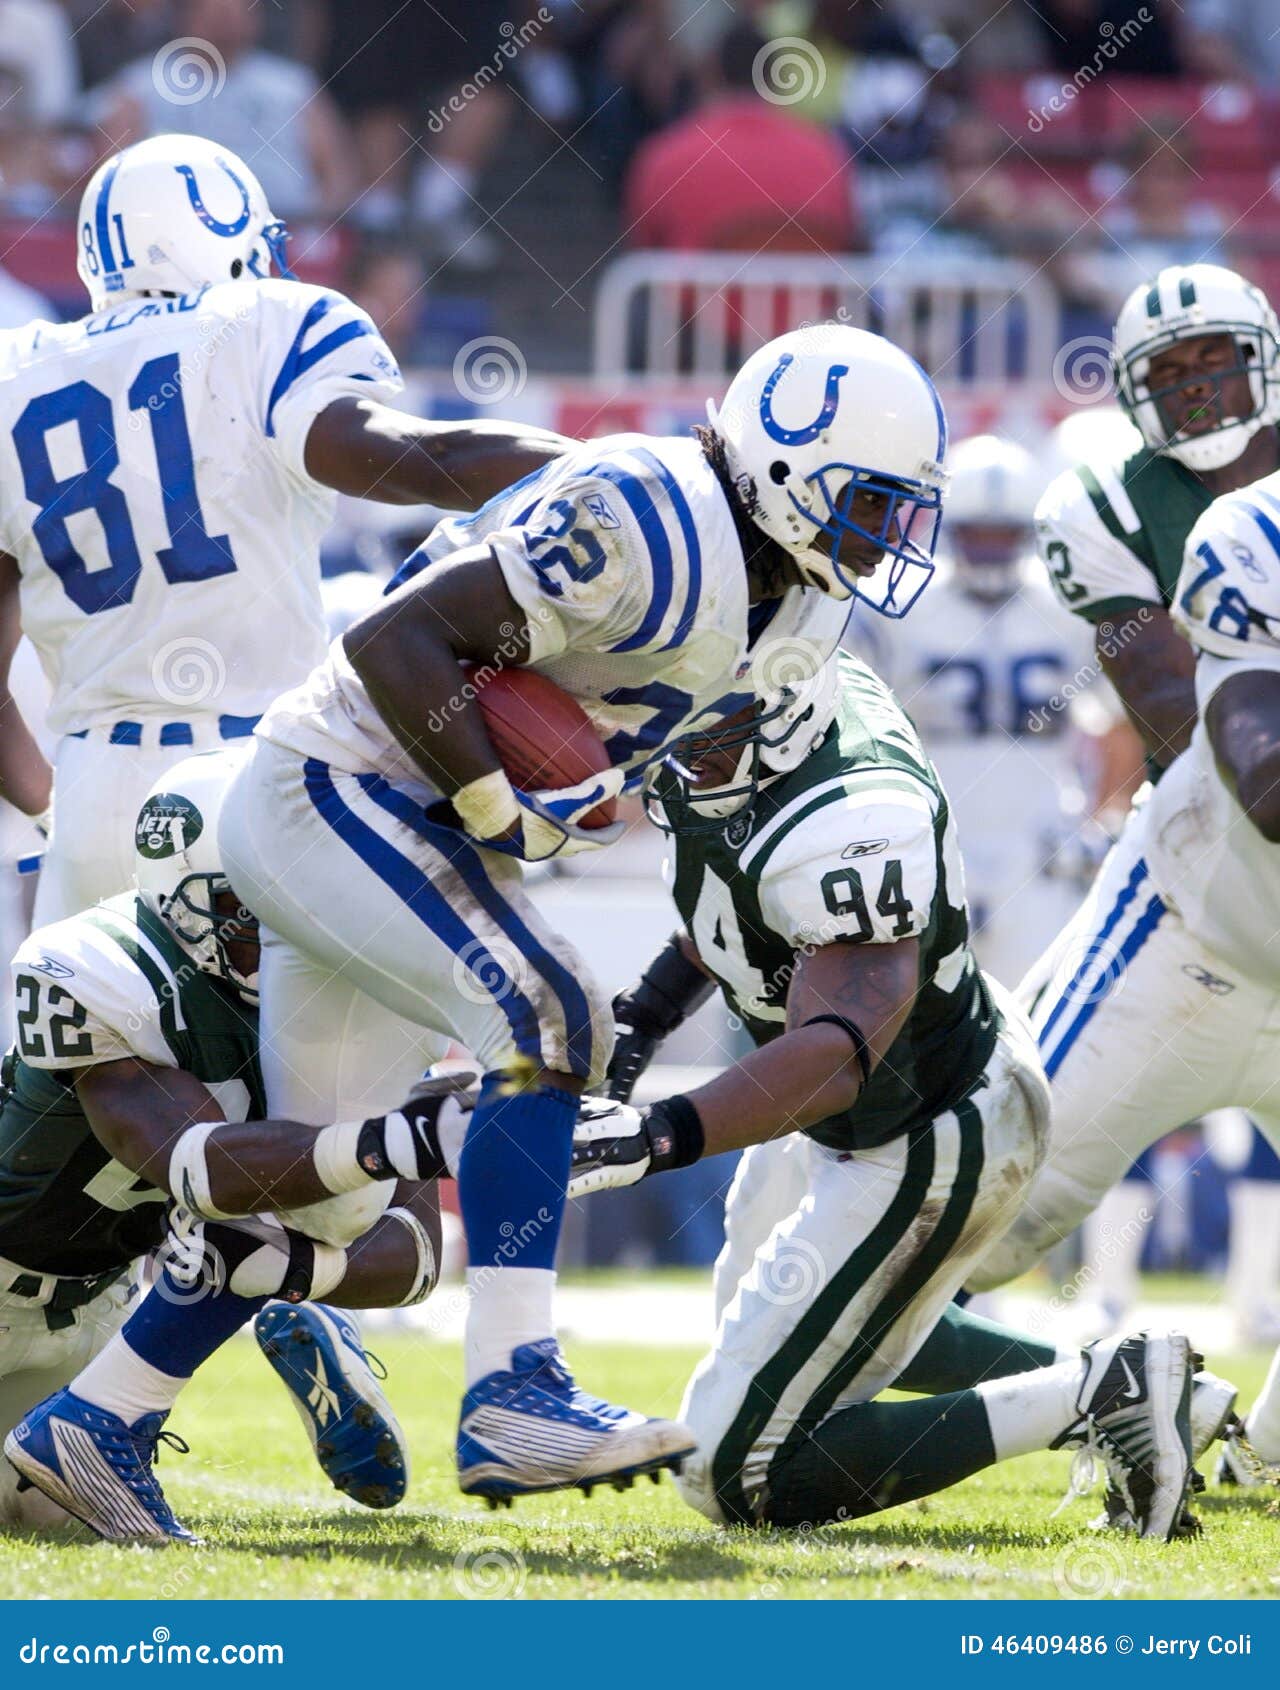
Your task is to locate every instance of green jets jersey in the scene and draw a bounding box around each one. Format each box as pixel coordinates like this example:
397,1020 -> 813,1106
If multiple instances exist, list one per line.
669,653 -> 998,1151
1036,443 -> 1214,624
0,893 -> 264,1278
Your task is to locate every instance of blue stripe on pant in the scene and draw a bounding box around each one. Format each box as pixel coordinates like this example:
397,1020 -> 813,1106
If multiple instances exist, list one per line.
302,757 -> 547,1069
1039,869 -> 1167,1082
354,769 -> 596,1079
1038,856 -> 1149,1050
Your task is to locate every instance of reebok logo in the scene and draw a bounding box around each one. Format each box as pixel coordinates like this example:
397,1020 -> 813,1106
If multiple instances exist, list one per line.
305,1356 -> 342,1428
842,839 -> 888,860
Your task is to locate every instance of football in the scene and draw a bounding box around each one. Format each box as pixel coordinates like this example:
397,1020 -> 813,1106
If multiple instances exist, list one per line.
464,663 -> 618,828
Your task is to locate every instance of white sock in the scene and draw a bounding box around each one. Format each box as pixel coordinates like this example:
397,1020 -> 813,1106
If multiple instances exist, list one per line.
1083,1179 -> 1152,1314
74,1336 -> 187,1423
464,1265 -> 555,1386
1244,1344 -> 1280,1463
978,1358 -> 1083,1460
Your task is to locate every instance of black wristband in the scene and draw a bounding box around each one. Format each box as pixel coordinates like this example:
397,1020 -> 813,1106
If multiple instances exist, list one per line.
646,1094 -> 705,1172
803,1014 -> 872,1089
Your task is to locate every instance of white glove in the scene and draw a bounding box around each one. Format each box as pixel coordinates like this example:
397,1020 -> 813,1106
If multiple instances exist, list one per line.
567,1096 -> 653,1198
475,768 -> 628,861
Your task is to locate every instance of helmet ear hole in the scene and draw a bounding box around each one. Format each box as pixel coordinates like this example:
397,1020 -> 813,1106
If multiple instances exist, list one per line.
769,460 -> 790,485
230,258 -> 243,279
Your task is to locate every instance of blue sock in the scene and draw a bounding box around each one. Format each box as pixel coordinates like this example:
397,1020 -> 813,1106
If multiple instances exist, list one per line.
458,1077 -> 578,1270
122,1268 -> 267,1379
74,1265 -> 268,1422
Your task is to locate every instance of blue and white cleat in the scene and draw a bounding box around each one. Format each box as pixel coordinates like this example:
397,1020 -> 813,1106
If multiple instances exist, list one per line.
457,1338 -> 696,1507
3,1389 -> 196,1544
254,1301 -> 408,1509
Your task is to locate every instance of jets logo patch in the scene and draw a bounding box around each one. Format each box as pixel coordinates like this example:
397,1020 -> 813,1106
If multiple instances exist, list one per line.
724,813 -> 753,849
842,839 -> 888,859
135,795 -> 204,860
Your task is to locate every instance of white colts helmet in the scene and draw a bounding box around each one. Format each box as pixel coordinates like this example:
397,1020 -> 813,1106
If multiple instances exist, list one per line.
944,434 -> 1044,599
1113,263 -> 1280,474
134,750 -> 258,1004
710,324 -> 949,614
77,134 -> 292,312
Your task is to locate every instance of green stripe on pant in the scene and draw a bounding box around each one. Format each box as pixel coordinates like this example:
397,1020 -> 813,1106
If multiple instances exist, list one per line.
710,1125 -> 938,1525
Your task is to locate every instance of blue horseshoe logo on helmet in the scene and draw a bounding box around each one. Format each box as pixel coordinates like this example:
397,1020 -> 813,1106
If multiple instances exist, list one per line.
759,353 -> 850,445
173,161 -> 252,237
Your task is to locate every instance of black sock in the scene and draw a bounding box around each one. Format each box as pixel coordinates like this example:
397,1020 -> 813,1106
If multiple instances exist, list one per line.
891,1303 -> 1059,1394
761,1390 -> 996,1528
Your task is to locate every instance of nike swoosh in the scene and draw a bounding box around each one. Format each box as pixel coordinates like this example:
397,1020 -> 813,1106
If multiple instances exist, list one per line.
1119,1356 -> 1142,1401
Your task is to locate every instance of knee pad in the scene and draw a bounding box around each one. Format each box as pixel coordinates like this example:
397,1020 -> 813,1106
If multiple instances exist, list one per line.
383,1207 -> 438,1306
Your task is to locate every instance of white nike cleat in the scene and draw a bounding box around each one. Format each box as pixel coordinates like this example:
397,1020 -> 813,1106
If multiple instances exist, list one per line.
1055,1329 -> 1195,1541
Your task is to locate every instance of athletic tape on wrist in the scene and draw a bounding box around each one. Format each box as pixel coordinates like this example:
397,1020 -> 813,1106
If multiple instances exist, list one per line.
453,768 -> 520,840
167,1121 -> 238,1221
308,1242 -> 349,1300
312,1120 -> 373,1194
385,1206 -> 438,1305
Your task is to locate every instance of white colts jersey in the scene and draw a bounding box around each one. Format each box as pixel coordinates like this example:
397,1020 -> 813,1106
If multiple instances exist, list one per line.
855,562 -> 1095,898
1146,475 -> 1280,985
0,278 -> 402,735
260,433 -> 844,788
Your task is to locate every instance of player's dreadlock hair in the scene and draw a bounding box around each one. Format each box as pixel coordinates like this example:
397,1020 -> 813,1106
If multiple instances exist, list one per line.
694,422 -> 794,600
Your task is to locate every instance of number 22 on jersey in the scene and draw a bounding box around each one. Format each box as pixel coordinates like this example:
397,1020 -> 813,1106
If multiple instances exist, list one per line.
12,352 -> 236,615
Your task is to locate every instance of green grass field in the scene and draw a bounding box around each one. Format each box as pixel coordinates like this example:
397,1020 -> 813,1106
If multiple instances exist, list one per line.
0,1317 -> 1277,1601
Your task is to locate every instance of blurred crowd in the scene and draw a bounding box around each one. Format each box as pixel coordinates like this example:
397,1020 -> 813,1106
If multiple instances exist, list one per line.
1,1 -> 1279,358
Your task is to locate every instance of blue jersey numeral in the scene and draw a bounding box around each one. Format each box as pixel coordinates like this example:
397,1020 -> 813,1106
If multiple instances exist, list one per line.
925,653 -> 1068,735
12,354 -> 237,613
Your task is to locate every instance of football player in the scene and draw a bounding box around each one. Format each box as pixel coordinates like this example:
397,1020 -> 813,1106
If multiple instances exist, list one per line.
853,433 -> 1096,986
0,134 -> 569,926
214,324 -> 950,1503
953,267 -> 1278,1453
0,753 -> 442,1541
553,646 -> 1203,1538
977,486 -> 1280,1479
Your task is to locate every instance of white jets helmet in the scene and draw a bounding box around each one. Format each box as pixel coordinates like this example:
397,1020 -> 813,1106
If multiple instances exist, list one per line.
944,434 -> 1044,599
709,324 -> 948,614
645,627 -> 842,832
77,135 -> 292,313
1113,263 -> 1280,474
134,750 -> 258,1004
